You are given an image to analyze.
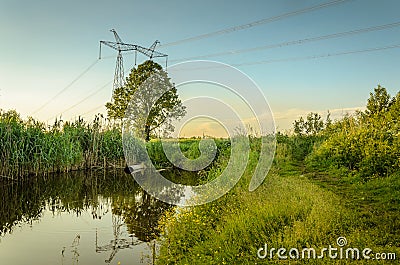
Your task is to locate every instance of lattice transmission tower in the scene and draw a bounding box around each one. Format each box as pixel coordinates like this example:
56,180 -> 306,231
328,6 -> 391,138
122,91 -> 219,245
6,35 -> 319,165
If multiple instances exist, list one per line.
99,29 -> 168,94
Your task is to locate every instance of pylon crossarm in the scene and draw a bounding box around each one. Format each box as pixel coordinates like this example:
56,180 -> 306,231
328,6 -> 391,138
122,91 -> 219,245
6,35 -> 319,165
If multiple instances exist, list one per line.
100,41 -> 139,52
99,29 -> 169,100
136,46 -> 167,59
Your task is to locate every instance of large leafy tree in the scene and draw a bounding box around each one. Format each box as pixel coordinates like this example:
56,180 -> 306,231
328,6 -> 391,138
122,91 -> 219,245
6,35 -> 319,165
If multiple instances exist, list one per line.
106,60 -> 186,141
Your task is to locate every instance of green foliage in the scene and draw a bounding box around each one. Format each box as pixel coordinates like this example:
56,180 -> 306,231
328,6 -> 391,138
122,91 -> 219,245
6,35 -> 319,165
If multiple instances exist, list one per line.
307,85 -> 400,179
287,112 -> 328,162
293,112 -> 324,136
157,136 -> 400,264
105,86 -> 129,121
157,140 -> 361,264
145,138 -> 230,174
366,84 -> 391,115
0,110 -> 124,179
106,60 -> 186,141
145,140 -> 169,168
155,85 -> 400,264
276,132 -> 322,162
105,60 -> 163,120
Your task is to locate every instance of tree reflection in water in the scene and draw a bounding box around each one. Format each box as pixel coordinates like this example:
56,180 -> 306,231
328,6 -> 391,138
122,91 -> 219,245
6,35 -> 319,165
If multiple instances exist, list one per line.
0,168 -> 197,264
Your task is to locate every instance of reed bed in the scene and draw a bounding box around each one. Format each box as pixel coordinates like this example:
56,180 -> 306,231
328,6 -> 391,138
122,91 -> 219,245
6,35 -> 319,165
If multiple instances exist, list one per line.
0,109 -> 124,179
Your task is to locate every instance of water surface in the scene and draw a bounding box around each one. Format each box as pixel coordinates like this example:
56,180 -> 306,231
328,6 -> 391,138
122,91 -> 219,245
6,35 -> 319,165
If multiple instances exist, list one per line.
0,169 -> 192,265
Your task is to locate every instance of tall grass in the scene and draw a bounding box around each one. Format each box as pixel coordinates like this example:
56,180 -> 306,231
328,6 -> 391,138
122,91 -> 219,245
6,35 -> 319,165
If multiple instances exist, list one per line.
145,138 -> 230,172
157,138 -> 400,264
0,109 -> 124,179
156,87 -> 400,264
0,109 -> 230,179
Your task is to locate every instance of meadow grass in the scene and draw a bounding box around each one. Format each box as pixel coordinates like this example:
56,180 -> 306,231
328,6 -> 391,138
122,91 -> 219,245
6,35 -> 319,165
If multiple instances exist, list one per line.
157,141 -> 400,264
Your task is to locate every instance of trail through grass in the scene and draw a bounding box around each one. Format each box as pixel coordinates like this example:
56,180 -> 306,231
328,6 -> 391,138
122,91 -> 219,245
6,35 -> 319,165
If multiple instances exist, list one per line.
157,143 -> 399,264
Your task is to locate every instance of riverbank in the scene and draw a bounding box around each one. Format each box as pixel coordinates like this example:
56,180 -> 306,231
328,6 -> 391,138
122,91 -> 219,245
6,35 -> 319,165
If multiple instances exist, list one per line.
156,87 -> 400,264
0,109 -> 231,180
156,141 -> 399,264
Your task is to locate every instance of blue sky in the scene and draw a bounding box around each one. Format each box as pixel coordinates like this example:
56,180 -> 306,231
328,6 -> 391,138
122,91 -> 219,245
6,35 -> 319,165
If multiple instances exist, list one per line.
1,0 -> 399,131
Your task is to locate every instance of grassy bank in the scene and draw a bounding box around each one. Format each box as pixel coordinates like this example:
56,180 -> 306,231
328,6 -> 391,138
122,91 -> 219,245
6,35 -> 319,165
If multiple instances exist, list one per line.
156,86 -> 400,264
157,141 -> 399,264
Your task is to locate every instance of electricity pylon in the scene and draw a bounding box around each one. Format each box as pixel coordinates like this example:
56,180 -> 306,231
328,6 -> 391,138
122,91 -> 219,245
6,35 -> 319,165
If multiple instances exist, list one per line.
99,29 -> 168,94
95,214 -> 141,263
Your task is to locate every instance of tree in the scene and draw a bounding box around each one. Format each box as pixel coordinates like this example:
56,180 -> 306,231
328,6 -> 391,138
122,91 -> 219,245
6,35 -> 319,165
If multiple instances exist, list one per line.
106,60 -> 161,120
106,60 -> 186,141
293,112 -> 324,136
366,85 -> 391,115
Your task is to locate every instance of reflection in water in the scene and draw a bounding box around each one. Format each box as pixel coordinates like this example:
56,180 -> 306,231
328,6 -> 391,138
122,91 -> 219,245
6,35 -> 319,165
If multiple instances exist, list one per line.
71,234 -> 81,265
95,215 -> 142,263
0,169 -> 196,264
114,188 -> 175,242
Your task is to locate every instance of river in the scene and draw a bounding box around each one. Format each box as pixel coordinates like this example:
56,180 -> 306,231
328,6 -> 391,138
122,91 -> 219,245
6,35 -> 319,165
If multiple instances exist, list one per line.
0,169 -> 197,265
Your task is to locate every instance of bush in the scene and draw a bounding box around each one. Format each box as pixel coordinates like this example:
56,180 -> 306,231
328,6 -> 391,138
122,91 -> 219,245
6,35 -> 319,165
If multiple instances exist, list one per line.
306,87 -> 400,179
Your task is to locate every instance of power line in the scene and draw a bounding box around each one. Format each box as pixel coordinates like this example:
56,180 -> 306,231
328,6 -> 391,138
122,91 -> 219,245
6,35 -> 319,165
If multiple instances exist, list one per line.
82,105 -> 105,116
30,0 -> 352,117
170,20 -> 400,62
32,59 -> 100,115
232,43 -> 400,66
159,43 -> 400,71
101,0 -> 354,61
51,0 -> 352,117
46,80 -> 112,122
49,62 -> 135,121
34,17 -> 397,117
47,43 -> 400,121
32,0 -> 386,119
160,0 -> 353,48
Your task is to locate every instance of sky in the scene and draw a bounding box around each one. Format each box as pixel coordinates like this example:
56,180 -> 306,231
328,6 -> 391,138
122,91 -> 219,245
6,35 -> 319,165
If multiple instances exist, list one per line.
1,0 -> 399,135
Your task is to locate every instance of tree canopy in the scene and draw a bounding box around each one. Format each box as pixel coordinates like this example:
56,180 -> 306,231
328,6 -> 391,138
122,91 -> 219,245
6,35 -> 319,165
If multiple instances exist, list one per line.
293,112 -> 325,136
305,85 -> 400,178
106,60 -> 186,141
366,84 -> 391,115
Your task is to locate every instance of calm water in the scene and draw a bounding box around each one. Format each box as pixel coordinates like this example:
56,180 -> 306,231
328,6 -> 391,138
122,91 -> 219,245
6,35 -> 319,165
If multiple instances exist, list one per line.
0,169 -> 195,265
